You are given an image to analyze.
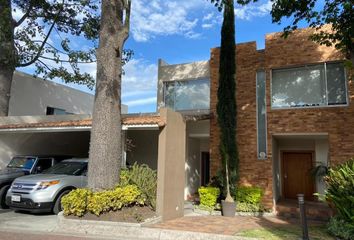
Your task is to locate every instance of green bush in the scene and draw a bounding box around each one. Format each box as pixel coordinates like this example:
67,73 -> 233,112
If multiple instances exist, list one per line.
327,216 -> 354,240
235,186 -> 263,205
325,159 -> 354,223
119,163 -> 157,210
198,186 -> 220,211
62,185 -> 145,216
236,202 -> 264,212
61,188 -> 92,217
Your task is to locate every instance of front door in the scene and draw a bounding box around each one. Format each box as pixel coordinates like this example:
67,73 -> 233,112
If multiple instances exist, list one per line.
282,152 -> 315,201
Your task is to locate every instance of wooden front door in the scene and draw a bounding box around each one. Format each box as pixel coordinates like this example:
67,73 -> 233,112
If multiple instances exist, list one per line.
282,152 -> 315,201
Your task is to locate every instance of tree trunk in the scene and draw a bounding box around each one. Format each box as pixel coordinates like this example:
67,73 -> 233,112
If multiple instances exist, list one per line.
88,0 -> 127,190
0,0 -> 16,116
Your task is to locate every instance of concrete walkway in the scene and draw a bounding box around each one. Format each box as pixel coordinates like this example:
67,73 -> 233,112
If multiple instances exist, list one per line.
0,209 -> 325,239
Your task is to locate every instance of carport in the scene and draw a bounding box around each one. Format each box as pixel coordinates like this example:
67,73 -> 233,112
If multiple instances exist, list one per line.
0,109 -> 188,221
0,114 -> 165,169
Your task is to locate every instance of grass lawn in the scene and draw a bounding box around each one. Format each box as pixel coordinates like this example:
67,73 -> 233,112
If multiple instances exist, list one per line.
237,225 -> 334,240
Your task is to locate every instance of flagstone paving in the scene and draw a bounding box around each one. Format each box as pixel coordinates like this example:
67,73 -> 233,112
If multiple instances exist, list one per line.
151,216 -> 324,236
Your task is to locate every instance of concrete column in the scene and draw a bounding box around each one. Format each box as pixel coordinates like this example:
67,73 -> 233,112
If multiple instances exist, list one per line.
156,108 -> 186,221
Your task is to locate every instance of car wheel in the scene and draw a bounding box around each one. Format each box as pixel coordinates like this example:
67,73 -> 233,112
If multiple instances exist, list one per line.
0,185 -> 10,209
53,190 -> 71,215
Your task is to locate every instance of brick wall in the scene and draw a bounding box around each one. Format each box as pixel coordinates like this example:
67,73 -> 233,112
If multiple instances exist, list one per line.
209,26 -> 353,208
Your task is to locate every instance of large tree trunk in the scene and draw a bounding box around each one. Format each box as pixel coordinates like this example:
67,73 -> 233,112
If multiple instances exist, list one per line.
0,0 -> 16,116
88,0 -> 128,190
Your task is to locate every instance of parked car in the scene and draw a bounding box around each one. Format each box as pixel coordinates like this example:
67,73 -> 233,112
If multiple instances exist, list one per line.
6,158 -> 88,214
0,155 -> 71,208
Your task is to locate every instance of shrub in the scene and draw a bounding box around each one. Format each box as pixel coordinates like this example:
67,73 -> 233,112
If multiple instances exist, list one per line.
198,186 -> 220,211
325,159 -> 354,223
236,202 -> 264,212
87,185 -> 145,216
61,188 -> 92,217
62,185 -> 145,216
119,168 -> 130,186
119,163 -> 157,210
234,186 -> 263,205
327,216 -> 354,240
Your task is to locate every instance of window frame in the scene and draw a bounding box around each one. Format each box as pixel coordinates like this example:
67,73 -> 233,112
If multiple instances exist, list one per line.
270,61 -> 349,110
256,70 -> 267,160
162,77 -> 211,111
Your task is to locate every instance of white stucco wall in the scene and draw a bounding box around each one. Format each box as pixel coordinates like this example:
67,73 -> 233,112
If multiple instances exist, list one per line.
157,60 -> 210,110
126,130 -> 159,170
9,71 -> 128,116
315,139 -> 328,195
184,120 -> 210,199
9,71 -> 94,116
0,131 -> 90,169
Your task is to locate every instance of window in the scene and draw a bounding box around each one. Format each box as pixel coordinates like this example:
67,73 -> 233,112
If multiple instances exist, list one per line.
46,106 -> 71,115
163,79 -> 210,111
271,62 -> 347,108
36,158 -> 53,173
256,71 -> 267,159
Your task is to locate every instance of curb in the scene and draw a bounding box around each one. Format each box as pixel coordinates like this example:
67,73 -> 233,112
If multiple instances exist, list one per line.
57,213 -> 252,240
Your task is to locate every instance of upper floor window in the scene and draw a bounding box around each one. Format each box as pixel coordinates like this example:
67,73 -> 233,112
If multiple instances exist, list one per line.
163,79 -> 210,111
46,106 -> 72,115
271,62 -> 347,108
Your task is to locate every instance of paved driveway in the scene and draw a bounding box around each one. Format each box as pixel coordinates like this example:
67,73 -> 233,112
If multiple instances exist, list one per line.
0,209 -> 57,232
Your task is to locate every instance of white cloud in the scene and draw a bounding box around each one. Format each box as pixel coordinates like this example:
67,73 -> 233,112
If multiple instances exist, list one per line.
131,0 -> 203,42
122,58 -> 158,108
201,0 -> 272,29
234,1 -> 272,21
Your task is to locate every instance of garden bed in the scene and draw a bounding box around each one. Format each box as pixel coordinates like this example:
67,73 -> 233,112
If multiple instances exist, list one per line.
66,205 -> 156,223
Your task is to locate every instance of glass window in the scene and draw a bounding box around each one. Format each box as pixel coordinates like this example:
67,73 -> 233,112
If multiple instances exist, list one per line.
7,157 -> 36,170
163,79 -> 210,111
46,107 -> 68,115
256,71 -> 267,159
327,62 -> 347,105
271,62 -> 347,108
43,161 -> 87,176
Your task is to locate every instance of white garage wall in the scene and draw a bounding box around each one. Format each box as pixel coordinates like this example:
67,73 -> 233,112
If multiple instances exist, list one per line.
0,131 -> 90,169
9,72 -> 95,116
126,130 -> 158,170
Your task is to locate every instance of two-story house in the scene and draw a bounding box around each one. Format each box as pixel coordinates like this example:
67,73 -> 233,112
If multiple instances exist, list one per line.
157,26 -> 352,217
0,26 -> 351,221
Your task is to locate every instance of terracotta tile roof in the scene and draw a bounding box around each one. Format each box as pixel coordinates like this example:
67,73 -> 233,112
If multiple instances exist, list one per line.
0,115 -> 165,130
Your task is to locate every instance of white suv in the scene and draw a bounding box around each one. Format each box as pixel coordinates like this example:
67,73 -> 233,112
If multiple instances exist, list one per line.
6,159 -> 87,214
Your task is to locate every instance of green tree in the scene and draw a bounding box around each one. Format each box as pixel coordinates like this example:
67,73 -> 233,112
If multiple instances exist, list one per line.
213,0 -> 354,65
0,0 -> 132,190
0,0 -> 101,116
213,0 -> 239,201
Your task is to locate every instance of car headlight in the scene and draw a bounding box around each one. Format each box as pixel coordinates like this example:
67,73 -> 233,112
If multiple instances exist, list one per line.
36,180 -> 60,190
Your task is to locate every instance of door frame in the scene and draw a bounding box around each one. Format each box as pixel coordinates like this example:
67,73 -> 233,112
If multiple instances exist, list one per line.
200,151 -> 210,187
280,150 -> 316,200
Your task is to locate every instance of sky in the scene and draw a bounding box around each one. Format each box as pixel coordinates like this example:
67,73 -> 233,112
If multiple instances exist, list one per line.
15,0 -> 310,114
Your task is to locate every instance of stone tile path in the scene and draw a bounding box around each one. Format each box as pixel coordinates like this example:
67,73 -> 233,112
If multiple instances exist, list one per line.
151,216 -> 323,236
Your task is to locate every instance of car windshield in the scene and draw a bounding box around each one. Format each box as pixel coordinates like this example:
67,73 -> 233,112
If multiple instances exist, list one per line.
7,157 -> 36,170
42,161 -> 87,175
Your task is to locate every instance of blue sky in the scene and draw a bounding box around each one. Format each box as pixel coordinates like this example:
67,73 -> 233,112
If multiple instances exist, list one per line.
16,0 -> 311,113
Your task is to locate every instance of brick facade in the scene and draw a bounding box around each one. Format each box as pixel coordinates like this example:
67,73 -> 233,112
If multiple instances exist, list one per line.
209,27 -> 354,209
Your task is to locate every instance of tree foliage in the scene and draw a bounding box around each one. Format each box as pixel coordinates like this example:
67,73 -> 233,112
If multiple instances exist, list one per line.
216,0 -> 239,201
0,0 -> 100,88
211,0 -> 354,64
0,0 -> 133,90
